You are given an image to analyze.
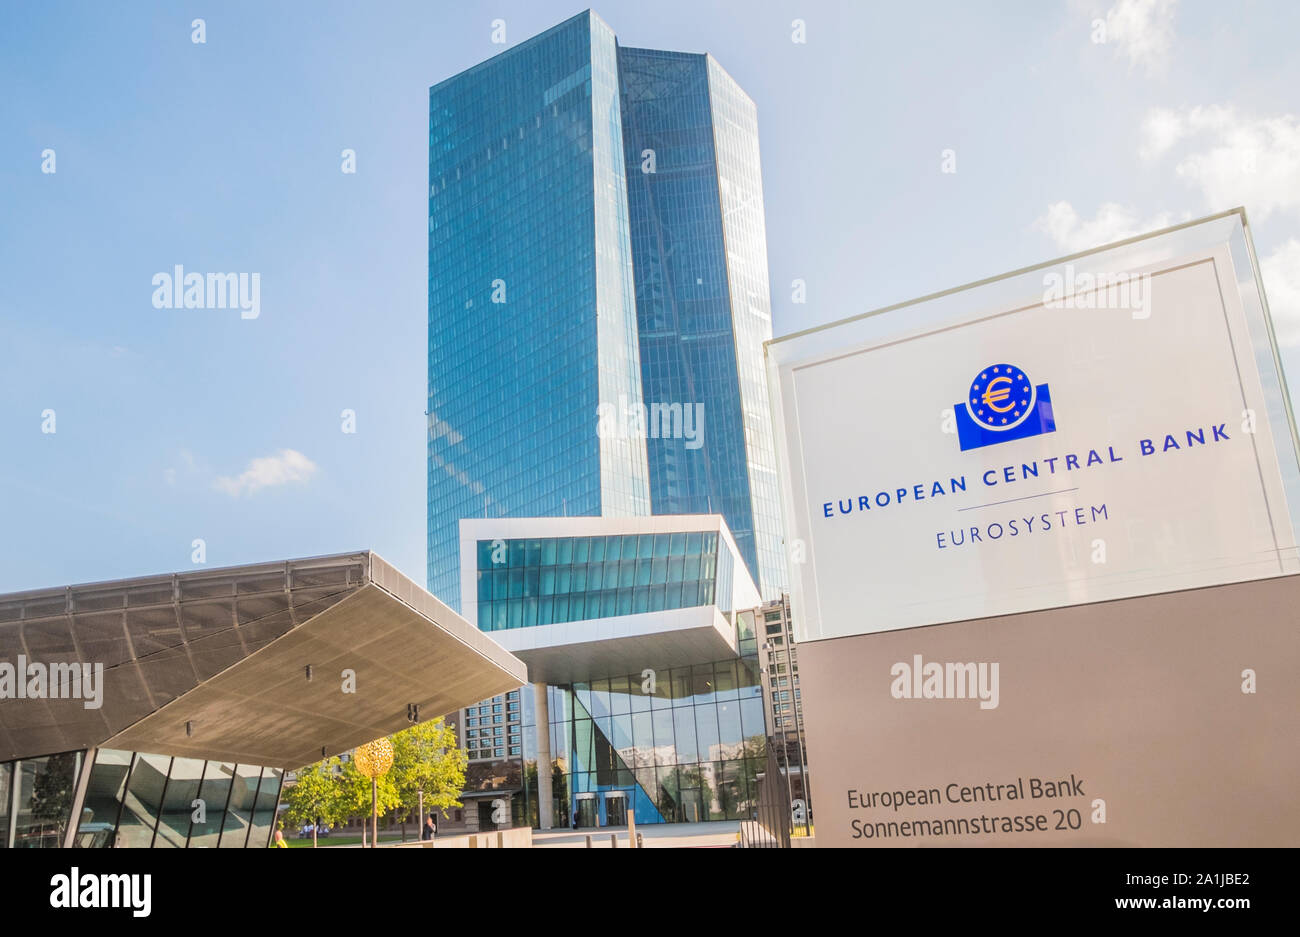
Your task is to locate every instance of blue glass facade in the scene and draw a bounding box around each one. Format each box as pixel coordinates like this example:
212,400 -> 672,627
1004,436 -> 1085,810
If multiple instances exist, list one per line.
617,48 -> 782,601
618,48 -> 786,602
521,659 -> 768,826
701,59 -> 788,602
463,518 -> 759,825
429,14 -> 784,827
474,530 -> 734,631
428,14 -> 786,610
428,12 -> 650,609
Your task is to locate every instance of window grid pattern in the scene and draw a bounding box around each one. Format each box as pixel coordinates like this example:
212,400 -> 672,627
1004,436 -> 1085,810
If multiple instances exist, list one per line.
475,531 -> 720,631
71,748 -> 282,849
462,693 -> 522,762
617,47 -> 786,600
427,11 -> 650,610
518,660 -> 767,825
706,58 -> 788,601
0,750 -> 82,848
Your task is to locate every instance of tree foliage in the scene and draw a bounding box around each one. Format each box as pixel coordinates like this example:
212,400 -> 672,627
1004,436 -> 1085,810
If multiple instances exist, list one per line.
283,757 -> 351,847
31,752 -> 79,844
339,755 -> 402,821
284,718 -> 467,845
390,717 -> 467,819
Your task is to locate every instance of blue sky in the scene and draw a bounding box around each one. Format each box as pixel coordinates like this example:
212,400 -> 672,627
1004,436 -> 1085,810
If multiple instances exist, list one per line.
1,0 -> 1297,591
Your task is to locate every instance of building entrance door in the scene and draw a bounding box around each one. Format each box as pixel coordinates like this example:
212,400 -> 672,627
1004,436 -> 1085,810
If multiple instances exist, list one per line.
575,795 -> 598,828
680,789 -> 703,823
605,792 -> 627,826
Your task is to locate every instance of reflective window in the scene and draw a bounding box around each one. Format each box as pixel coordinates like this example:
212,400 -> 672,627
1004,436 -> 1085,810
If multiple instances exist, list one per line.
116,753 -> 170,848
74,749 -> 131,848
61,752 -> 281,849
524,657 -> 764,826
717,701 -> 744,755
695,704 -> 721,763
188,762 -> 234,848
12,752 -> 81,848
426,13 -> 651,611
154,757 -> 206,848
248,769 -> 282,848
476,530 -> 728,631
219,764 -> 261,847
673,708 -> 698,764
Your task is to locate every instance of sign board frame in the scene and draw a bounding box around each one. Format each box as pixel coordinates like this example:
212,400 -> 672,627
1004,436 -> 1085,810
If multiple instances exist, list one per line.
766,209 -> 1300,643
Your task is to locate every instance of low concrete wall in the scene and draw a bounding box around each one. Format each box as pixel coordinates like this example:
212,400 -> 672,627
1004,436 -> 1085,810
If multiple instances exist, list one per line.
790,837 -> 816,849
394,827 -> 534,849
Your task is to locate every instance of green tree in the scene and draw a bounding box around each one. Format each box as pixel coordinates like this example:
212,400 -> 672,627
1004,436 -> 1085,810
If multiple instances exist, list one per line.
284,757 -> 350,848
390,718 -> 467,836
339,755 -> 402,845
283,720 -> 467,847
739,735 -> 767,814
30,752 -> 79,846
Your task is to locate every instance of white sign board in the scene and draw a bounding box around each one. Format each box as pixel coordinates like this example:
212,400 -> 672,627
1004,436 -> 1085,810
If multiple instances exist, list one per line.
769,216 -> 1300,642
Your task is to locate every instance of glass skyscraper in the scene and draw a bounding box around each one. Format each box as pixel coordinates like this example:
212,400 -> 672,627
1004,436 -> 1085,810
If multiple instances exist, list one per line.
618,46 -> 786,604
428,11 -> 786,609
427,12 -> 650,608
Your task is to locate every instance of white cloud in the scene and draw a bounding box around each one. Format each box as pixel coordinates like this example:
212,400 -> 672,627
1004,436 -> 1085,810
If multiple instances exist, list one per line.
1100,0 -> 1179,75
1261,239 -> 1300,348
1138,106 -> 1300,219
164,448 -> 199,488
214,449 -> 318,497
1034,201 -> 1180,253
1137,106 -> 1188,161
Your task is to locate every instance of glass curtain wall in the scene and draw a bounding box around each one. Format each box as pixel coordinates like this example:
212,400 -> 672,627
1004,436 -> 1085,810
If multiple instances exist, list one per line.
67,749 -> 282,848
618,47 -> 787,600
427,11 -> 651,611
475,531 -> 722,631
0,750 -> 83,848
520,658 -> 767,825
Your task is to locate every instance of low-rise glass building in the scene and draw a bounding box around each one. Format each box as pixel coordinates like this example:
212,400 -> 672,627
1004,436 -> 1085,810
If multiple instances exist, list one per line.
457,514 -> 763,827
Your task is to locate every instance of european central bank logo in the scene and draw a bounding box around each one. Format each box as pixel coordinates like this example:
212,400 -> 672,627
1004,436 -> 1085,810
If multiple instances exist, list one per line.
954,363 -> 1056,451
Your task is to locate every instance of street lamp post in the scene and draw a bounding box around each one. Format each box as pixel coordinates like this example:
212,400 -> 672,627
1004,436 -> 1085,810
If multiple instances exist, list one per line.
354,737 -> 394,849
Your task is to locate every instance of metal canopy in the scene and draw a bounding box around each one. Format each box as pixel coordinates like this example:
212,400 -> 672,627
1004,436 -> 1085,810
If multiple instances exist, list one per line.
0,552 -> 526,768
